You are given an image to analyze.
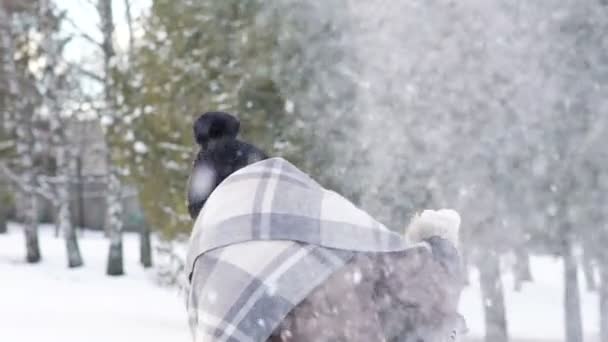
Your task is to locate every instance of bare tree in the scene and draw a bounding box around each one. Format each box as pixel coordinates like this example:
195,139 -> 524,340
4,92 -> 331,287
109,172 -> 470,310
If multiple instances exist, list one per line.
38,0 -> 83,268
97,0 -> 125,276
0,2 -> 41,263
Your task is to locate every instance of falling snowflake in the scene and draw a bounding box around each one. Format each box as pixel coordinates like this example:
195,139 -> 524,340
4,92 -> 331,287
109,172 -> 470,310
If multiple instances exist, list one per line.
133,141 -> 148,154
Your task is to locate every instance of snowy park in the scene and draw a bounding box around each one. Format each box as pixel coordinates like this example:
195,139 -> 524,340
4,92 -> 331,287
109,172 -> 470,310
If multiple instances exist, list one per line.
0,224 -> 190,342
0,223 -> 602,342
0,224 -> 598,342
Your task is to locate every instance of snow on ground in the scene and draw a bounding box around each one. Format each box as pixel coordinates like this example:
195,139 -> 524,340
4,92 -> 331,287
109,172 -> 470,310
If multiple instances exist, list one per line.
0,223 -> 602,342
0,223 -> 190,342
460,257 -> 600,342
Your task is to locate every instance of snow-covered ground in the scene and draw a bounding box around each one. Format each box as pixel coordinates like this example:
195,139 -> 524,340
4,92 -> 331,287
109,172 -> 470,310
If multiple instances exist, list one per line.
0,223 -> 190,342
461,259 -> 600,342
0,223 -> 601,342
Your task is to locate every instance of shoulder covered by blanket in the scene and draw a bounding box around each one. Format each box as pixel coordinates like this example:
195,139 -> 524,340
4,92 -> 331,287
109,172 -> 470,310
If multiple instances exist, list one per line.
186,157 -> 463,342
186,157 -> 419,274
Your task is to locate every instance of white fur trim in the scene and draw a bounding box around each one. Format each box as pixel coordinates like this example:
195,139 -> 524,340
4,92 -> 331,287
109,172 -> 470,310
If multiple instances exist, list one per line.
405,209 -> 461,247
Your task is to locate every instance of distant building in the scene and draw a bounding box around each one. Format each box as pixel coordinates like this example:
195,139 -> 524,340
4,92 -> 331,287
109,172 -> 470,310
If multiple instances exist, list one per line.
67,120 -> 146,232
8,119 -> 146,232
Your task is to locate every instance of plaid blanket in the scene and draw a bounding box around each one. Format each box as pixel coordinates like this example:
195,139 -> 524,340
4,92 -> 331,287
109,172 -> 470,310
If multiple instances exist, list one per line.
186,157 -> 425,342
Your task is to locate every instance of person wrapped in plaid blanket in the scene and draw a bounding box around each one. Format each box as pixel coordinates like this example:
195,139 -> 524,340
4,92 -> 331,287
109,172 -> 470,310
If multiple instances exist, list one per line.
186,112 -> 467,342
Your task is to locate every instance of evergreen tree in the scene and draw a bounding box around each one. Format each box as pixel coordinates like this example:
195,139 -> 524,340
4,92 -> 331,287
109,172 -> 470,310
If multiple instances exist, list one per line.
112,0 -> 289,238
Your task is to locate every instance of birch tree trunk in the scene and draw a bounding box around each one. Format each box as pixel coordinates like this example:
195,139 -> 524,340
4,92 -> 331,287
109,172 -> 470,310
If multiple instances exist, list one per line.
98,0 -> 125,276
39,0 -> 83,268
105,171 -> 124,275
0,5 -> 15,135
57,147 -> 83,268
0,3 -> 40,263
22,170 -> 40,263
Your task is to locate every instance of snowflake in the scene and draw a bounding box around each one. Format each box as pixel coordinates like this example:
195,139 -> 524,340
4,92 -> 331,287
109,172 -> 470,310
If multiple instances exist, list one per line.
133,141 -> 148,154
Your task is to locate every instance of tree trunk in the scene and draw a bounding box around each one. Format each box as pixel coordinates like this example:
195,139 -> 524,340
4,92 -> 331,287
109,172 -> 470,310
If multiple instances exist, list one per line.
76,157 -> 85,230
123,0 -> 134,61
0,205 -> 7,234
140,225 -> 153,268
64,223 -> 83,268
54,209 -> 60,237
599,262 -> 608,342
582,251 -> 596,292
0,5 -> 16,134
107,234 -> 124,275
21,148 -> 41,263
58,168 -> 83,268
514,248 -> 533,291
38,0 -> 83,268
97,0 -> 124,276
0,0 -> 40,263
478,252 -> 508,342
23,189 -> 41,263
106,171 -> 124,276
563,238 -> 584,342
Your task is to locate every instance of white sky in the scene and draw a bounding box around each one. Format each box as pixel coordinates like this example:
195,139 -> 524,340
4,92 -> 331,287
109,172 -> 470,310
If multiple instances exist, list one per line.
57,0 -> 150,62
52,0 -> 150,101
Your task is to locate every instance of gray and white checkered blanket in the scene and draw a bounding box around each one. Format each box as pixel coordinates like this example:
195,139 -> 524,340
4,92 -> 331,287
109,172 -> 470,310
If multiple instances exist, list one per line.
186,157 -> 424,342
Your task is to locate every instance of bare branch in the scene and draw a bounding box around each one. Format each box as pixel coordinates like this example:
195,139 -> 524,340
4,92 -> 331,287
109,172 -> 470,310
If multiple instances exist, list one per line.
37,174 -> 67,185
124,0 -> 135,59
79,32 -> 102,48
70,62 -> 104,83
63,15 -> 103,49
35,176 -> 57,201
0,162 -> 24,189
0,163 -> 54,200
79,0 -> 99,9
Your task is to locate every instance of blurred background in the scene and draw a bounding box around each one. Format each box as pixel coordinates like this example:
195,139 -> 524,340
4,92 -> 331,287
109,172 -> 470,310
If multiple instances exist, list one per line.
1,0 -> 607,341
